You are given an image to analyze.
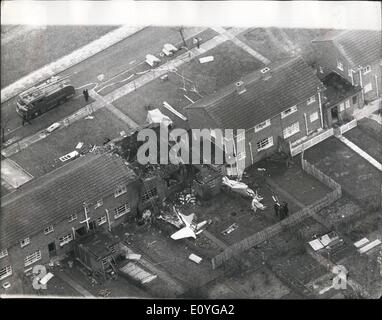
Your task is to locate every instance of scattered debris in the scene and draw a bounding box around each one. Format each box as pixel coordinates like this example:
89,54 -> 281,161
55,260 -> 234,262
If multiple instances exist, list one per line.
353,238 -> 369,248
119,262 -> 157,284
199,56 -> 214,64
308,231 -> 341,251
359,239 -> 381,254
126,253 -> 142,261
85,115 -> 94,120
163,43 -> 178,54
2,282 -> 11,289
163,101 -> 187,120
98,288 -> 111,297
146,108 -> 173,127
59,150 -> 79,162
75,142 -> 84,149
46,122 -> 61,133
142,209 -> 152,220
145,54 -> 161,67
221,223 -> 239,236
160,74 -> 169,81
189,253 -> 202,264
39,272 -> 54,285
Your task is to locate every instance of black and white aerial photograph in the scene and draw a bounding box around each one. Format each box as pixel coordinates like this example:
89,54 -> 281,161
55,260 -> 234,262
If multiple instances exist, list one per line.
0,0 -> 381,308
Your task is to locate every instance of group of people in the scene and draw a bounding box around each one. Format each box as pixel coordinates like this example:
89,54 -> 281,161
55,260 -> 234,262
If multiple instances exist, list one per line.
274,200 -> 289,220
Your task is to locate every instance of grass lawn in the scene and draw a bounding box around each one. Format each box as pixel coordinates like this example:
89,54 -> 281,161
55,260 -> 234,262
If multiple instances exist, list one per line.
9,108 -> 128,178
178,40 -> 265,96
344,126 -> 382,163
1,25 -> 119,88
304,136 -> 382,207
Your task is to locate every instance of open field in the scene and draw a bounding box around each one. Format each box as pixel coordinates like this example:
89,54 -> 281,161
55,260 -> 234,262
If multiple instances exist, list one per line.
1,25 -> 119,88
9,108 -> 128,178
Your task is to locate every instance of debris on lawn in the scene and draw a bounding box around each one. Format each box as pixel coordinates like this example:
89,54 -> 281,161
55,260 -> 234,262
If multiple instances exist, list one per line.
308,231 -> 341,251
85,115 -> 94,120
221,223 -> 239,236
59,150 -> 79,162
199,56 -> 214,64
145,54 -> 161,67
46,122 -> 61,133
358,239 -> 381,254
189,253 -> 203,264
75,142 -> 84,149
119,262 -> 157,284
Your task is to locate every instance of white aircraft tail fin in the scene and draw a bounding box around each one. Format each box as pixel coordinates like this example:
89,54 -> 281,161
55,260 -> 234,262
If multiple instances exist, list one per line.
171,227 -> 197,240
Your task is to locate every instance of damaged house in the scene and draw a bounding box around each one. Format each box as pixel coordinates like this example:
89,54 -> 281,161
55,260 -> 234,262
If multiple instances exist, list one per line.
312,30 -> 381,126
185,56 -> 325,170
0,152 -> 142,288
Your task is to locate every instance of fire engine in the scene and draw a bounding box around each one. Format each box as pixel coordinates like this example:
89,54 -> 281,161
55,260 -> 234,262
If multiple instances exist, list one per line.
16,76 -> 75,119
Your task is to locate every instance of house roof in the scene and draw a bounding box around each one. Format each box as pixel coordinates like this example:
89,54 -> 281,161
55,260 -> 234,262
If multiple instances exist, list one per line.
185,57 -> 323,130
312,29 -> 382,68
0,152 -> 137,249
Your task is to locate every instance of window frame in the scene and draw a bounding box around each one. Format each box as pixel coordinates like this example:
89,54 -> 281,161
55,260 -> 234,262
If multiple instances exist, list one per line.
114,185 -> 127,198
24,250 -> 42,267
307,96 -> 316,105
44,225 -> 54,235
59,233 -> 73,247
68,214 -> 77,223
364,82 -> 372,93
97,215 -> 107,226
283,122 -> 300,139
345,100 -> 351,109
256,136 -> 274,152
141,187 -> 158,202
337,61 -> 344,71
0,249 -> 8,259
310,112 -> 319,123
281,106 -> 297,119
114,203 -> 130,219
0,265 -> 12,280
94,199 -> 103,209
20,237 -> 30,248
254,119 -> 271,132
363,65 -> 371,74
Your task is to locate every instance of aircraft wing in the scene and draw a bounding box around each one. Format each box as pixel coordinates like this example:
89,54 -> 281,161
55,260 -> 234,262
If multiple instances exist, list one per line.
178,212 -> 195,227
171,227 -> 197,240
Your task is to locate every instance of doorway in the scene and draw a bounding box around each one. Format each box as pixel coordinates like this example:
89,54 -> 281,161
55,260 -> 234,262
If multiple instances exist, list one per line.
48,242 -> 56,258
331,106 -> 339,124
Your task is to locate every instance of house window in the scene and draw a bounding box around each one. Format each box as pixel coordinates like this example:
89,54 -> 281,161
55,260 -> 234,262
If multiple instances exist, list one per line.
114,185 -> 127,198
363,65 -> 371,74
109,244 -> 118,254
0,265 -> 12,280
141,187 -> 158,202
0,249 -> 8,259
97,215 -> 107,226
348,69 -> 353,77
310,112 -> 319,122
307,96 -> 316,105
281,106 -> 297,119
44,225 -> 54,235
24,250 -> 42,267
256,136 -> 274,151
94,199 -> 103,209
114,203 -> 130,219
254,119 -> 271,132
352,96 -> 357,104
59,233 -> 73,247
337,61 -> 343,71
364,82 -> 372,93
101,257 -> 109,267
345,100 -> 351,109
20,237 -> 30,248
339,103 -> 345,112
68,214 -> 77,222
283,122 -> 300,139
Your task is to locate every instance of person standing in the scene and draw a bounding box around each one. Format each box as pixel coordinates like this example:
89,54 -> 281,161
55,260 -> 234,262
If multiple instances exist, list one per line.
274,202 -> 280,219
83,89 -> 89,102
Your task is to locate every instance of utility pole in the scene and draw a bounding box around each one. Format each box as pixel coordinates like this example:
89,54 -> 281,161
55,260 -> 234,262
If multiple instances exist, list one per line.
178,27 -> 187,49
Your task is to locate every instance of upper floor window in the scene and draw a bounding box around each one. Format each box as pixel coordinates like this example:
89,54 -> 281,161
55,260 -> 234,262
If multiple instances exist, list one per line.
94,199 -> 103,209
20,237 -> 30,248
364,82 -> 372,93
307,96 -> 316,105
114,185 -> 127,198
0,249 -> 8,259
310,112 -> 319,123
348,69 -> 353,77
363,65 -> 371,74
281,106 -> 297,119
68,214 -> 77,223
254,119 -> 271,132
337,61 -> 343,71
44,225 -> 54,235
